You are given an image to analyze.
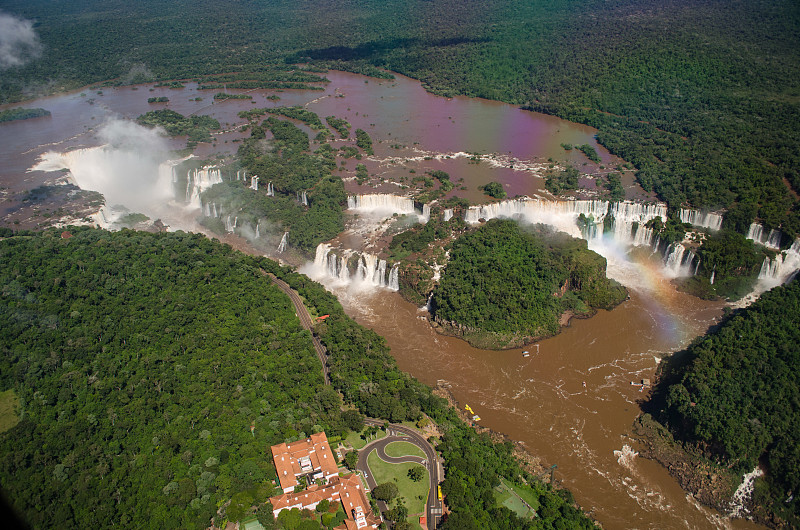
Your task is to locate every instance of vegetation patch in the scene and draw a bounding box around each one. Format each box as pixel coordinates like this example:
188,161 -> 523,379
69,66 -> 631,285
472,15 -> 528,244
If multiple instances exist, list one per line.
0,108 -> 50,122
430,219 -> 627,349
367,450 -> 428,520
0,390 -> 20,434
640,278 -> 800,526
494,478 -> 539,519
383,441 -> 425,459
136,109 -> 219,145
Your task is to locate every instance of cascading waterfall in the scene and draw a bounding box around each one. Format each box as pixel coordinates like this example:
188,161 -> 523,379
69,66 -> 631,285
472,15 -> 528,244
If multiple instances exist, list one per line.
277,232 -> 289,253
250,176 -> 259,190
758,238 -> 800,284
266,182 -> 275,197
463,198 -> 667,248
679,209 -> 723,231
224,215 -> 237,233
347,194 -> 417,216
747,223 -> 782,249
663,243 -> 697,278
185,167 -> 222,209
310,243 -> 399,290
255,222 -> 260,239
443,209 -> 453,222
236,169 -> 246,181
421,203 -> 431,222
298,190 -> 308,206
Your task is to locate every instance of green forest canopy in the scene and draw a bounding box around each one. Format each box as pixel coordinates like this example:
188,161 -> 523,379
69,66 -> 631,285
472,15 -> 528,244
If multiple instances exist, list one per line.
0,227 -> 596,529
430,219 -> 626,347
645,278 -> 800,526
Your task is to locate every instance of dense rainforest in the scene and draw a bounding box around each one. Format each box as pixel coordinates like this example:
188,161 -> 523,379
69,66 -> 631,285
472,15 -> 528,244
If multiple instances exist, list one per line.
641,278 -> 800,526
429,219 -> 627,348
2,0 -> 799,242
0,227 -> 596,529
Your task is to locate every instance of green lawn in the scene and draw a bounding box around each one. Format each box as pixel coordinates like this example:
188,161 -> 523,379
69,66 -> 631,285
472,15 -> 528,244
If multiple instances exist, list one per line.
345,429 -> 386,450
367,450 -> 429,528
0,390 -> 19,434
384,441 -> 425,458
494,477 -> 539,519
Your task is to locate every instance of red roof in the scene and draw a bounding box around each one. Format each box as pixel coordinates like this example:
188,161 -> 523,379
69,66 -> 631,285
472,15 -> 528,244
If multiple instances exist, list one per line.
271,432 -> 339,492
269,473 -> 379,529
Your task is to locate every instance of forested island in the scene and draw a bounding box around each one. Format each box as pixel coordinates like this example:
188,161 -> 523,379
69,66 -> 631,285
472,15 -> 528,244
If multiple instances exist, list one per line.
637,278 -> 800,527
428,220 -> 627,349
0,227 -> 597,529
0,107 -> 50,123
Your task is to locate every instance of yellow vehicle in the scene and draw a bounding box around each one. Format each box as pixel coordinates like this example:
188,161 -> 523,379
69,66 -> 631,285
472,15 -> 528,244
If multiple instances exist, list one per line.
438,485 -> 443,501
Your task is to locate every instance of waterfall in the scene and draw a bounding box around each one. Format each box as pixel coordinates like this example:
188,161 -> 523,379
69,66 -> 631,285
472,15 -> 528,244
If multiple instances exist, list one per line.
266,181 -> 275,197
710,266 -> 716,285
728,467 -> 764,518
463,198 -> 666,247
309,243 -> 399,290
236,169 -> 246,181
277,231 -> 289,253
421,203 -> 431,221
348,194 -> 417,216
747,223 -> 782,249
663,243 -> 697,278
465,197 -> 612,239
679,208 -> 723,231
250,176 -> 259,190
255,222 -> 260,239
443,209 -> 453,222
185,166 -> 222,208
224,215 -> 236,232
212,203 -> 218,218
758,238 -> 800,285
297,190 -> 308,206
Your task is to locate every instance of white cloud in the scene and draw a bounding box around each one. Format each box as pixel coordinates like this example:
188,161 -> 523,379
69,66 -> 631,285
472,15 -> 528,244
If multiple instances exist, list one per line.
0,11 -> 42,69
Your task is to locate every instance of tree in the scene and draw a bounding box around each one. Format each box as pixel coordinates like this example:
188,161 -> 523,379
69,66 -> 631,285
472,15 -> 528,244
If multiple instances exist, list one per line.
371,482 -> 399,502
385,503 -> 408,523
315,498 -> 330,513
407,466 -> 424,482
342,410 -> 364,432
344,451 -> 359,470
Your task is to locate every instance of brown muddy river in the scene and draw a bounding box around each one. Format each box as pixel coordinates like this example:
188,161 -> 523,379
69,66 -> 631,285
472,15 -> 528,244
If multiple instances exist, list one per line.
0,71 -> 763,529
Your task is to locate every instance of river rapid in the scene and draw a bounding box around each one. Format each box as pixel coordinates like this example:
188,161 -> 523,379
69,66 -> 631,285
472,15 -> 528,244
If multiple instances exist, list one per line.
1,71 -> 765,529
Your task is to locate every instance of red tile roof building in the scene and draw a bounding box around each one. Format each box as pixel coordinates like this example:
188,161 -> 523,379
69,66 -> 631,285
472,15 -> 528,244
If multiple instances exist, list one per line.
271,432 -> 339,493
269,473 -> 379,529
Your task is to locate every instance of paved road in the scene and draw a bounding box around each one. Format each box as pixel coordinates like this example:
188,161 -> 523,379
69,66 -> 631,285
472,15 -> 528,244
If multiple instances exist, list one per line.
266,273 -> 330,384
361,420 -> 443,529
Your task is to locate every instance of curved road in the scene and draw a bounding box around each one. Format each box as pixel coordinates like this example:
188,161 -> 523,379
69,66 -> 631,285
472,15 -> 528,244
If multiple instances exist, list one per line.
360,420 -> 443,529
265,273 -> 442,525
266,273 -> 330,384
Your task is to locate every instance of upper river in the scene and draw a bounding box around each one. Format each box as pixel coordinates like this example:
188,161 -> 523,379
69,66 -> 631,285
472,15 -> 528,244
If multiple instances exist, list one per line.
0,71 -> 764,529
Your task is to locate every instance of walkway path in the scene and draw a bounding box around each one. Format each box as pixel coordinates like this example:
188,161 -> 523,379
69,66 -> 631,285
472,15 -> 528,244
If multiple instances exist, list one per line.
266,273 -> 330,384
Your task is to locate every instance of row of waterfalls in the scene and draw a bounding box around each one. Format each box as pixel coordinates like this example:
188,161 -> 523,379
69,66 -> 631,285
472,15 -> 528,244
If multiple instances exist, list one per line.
182,165 -> 799,290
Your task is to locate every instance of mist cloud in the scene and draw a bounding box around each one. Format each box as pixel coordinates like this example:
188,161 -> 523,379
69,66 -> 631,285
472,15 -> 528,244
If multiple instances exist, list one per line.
32,118 -> 174,214
0,11 -> 42,69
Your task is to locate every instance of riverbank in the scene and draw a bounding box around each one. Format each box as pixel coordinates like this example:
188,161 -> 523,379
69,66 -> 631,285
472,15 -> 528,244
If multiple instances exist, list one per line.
633,413 -> 782,528
429,307 -> 595,350
632,414 -> 739,514
433,383 -> 548,481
